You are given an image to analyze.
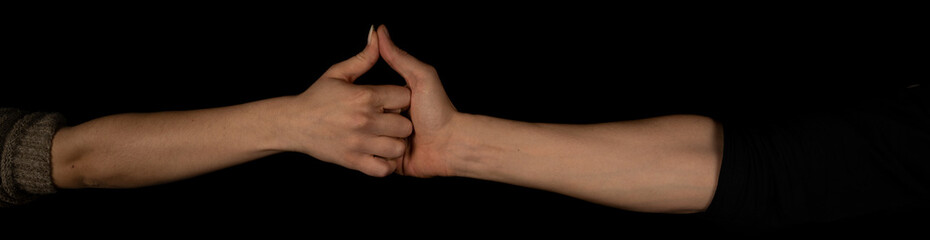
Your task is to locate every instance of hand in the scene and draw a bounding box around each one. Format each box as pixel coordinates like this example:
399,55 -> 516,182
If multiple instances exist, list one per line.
375,25 -> 721,214
279,27 -> 412,177
378,25 -> 460,177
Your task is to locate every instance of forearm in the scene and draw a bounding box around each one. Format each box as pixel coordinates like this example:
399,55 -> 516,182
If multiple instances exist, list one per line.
448,114 -> 724,213
51,97 -> 289,188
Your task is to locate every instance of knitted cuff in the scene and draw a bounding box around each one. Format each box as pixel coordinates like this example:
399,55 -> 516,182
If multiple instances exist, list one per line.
1,111 -> 65,206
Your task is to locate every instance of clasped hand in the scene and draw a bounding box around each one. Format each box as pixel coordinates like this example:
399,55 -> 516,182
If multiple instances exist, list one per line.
291,25 -> 456,178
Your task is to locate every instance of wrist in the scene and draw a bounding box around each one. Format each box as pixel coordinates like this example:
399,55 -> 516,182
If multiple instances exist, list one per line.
444,113 -> 501,179
238,96 -> 295,153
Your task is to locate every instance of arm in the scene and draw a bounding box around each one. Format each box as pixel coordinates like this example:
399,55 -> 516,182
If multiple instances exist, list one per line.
377,25 -> 722,213
51,99 -> 284,188
446,114 -> 722,213
52,26 -> 411,189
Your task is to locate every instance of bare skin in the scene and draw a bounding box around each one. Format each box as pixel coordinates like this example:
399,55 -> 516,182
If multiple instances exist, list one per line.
48,25 -> 724,214
379,25 -> 724,213
51,27 -> 412,188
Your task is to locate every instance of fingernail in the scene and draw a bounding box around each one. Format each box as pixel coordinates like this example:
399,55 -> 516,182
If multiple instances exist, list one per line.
381,25 -> 390,39
367,25 -> 374,45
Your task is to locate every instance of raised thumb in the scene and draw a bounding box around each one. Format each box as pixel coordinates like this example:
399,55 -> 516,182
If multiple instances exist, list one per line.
322,25 -> 380,83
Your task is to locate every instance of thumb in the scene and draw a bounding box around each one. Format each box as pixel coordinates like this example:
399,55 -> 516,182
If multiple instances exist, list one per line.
377,24 -> 457,126
322,25 -> 380,83
377,25 -> 440,90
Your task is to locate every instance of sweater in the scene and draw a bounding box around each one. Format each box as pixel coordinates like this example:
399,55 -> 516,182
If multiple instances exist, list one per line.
0,108 -> 64,207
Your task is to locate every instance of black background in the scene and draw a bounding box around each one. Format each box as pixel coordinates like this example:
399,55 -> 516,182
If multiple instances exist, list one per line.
1,4 -> 925,236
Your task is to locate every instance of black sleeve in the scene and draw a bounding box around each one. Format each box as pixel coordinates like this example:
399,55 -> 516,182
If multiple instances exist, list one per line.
704,84 -> 930,228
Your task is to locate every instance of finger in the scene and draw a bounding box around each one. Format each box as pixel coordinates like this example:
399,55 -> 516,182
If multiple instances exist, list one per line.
357,136 -> 407,159
369,84 -> 411,110
351,154 -> 397,177
377,25 -> 440,89
368,113 -> 413,138
323,25 -> 380,83
392,138 -> 410,176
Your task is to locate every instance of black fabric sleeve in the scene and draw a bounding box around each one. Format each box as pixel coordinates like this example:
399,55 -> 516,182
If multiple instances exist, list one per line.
704,85 -> 930,228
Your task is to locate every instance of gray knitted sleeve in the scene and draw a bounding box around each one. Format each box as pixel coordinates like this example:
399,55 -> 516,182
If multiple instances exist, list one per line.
0,108 -> 65,207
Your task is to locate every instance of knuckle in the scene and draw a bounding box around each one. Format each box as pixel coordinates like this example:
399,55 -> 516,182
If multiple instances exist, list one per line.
391,140 -> 407,158
345,135 -> 366,151
344,113 -> 372,130
364,164 -> 391,177
324,63 -> 340,74
353,53 -> 368,62
375,168 -> 392,177
411,65 -> 438,79
351,87 -> 377,104
425,65 -> 437,74
324,63 -> 349,78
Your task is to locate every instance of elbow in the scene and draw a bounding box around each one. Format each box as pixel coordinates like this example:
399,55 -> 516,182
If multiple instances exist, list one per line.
71,163 -> 107,188
51,126 -> 134,189
67,157 -> 138,189
51,127 -> 91,189
52,147 -> 124,189
53,155 -> 111,189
